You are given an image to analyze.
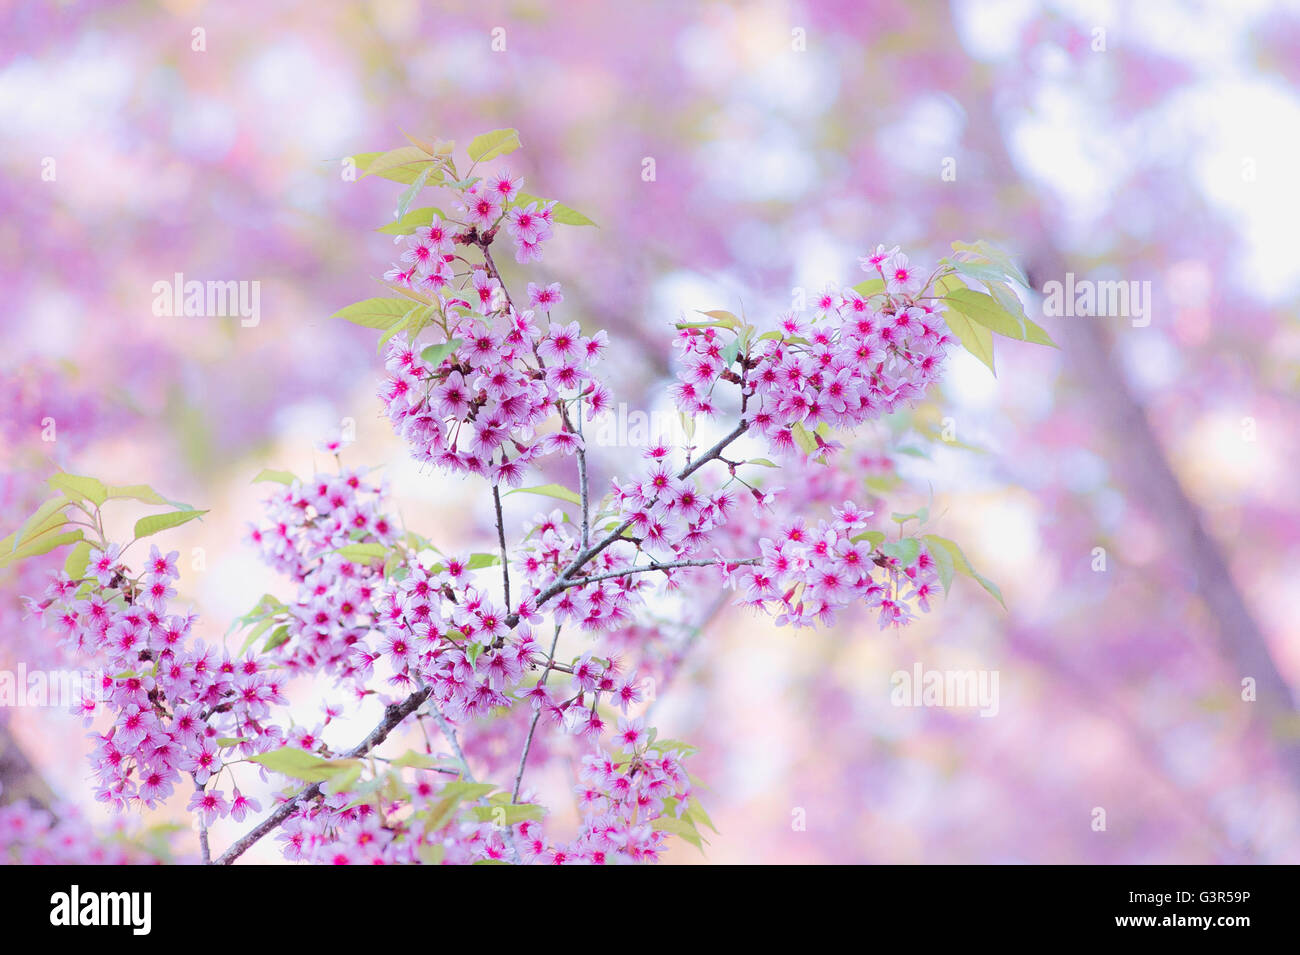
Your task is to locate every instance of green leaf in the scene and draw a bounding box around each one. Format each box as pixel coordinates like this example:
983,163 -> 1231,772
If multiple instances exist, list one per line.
922,534 -> 1005,609
63,540 -> 92,580
790,422 -> 819,456
468,128 -> 522,163
377,206 -> 447,236
513,191 -> 596,227
334,543 -> 388,563
720,338 -> 741,367
946,259 -> 1008,286
505,483 -> 581,506
880,538 -> 921,566
469,803 -> 546,825
925,538 -> 955,595
419,844 -> 447,865
47,473 -> 107,506
850,530 -> 886,548
323,762 -> 364,795
653,812 -> 704,850
389,750 -> 445,770
250,748 -> 362,783
262,624 -> 291,653
683,799 -> 718,835
694,309 -> 741,330
357,147 -> 441,184
238,616 -> 277,655
1023,318 -> 1058,348
252,468 -> 296,485
105,484 -> 170,506
945,288 -> 1026,340
10,495 -> 72,553
0,528 -> 84,568
376,307 -> 420,355
942,304 -> 996,375
852,278 -> 886,297
395,165 -> 433,221
438,781 -> 496,801
133,509 -> 208,540
419,338 -> 463,368
746,458 -> 779,468
332,297 -> 415,330
951,240 -> 1029,287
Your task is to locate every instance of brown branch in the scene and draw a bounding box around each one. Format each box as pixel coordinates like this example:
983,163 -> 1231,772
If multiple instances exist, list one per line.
214,686 -> 432,865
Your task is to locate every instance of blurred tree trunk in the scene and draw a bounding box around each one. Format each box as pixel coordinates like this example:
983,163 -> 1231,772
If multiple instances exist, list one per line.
0,725 -> 54,808
957,57 -> 1300,790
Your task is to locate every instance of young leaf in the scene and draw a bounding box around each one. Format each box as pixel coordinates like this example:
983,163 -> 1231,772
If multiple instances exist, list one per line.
64,540 -> 92,579
922,534 -> 1006,609
1023,318 -> 1058,348
790,422 -> 819,456
106,484 -> 171,506
505,484 -> 582,506
945,287 -> 1026,340
377,206 -> 447,236
468,128 -> 521,163
394,166 -> 433,221
513,191 -> 596,227
0,528 -> 84,568
694,309 -> 741,330
250,748 -> 362,783
48,473 -> 108,506
252,468 -> 297,485
10,495 -> 72,553
133,509 -> 208,540
332,298 -> 416,330
357,147 -> 440,184
942,306 -> 996,374
853,278 -> 886,297
419,338 -> 463,368
334,543 -> 388,563
880,538 -> 921,565
951,240 -> 1029,287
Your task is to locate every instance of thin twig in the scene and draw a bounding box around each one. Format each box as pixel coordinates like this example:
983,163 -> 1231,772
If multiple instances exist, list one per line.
577,394 -> 590,551
194,778 -> 211,865
505,419 -> 750,627
564,557 -> 757,590
213,686 -> 432,865
511,624 -> 563,803
428,701 -> 475,782
492,482 -> 511,613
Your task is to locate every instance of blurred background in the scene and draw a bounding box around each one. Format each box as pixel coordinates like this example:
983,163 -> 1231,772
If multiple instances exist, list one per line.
2,0 -> 1299,863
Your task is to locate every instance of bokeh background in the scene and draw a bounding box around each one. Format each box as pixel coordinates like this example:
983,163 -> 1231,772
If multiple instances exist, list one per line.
2,0 -> 1299,863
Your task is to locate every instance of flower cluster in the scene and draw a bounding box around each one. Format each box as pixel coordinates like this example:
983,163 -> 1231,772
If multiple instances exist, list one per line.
672,246 -> 952,458
276,782 -> 514,865
245,465 -> 399,678
0,801 -> 173,865
731,502 -> 941,629
519,734 -> 695,864
378,281 -> 609,483
25,545 -> 276,817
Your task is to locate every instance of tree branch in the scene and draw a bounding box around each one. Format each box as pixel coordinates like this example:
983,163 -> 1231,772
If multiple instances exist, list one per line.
512,623 -> 563,803
214,686 -> 433,865
492,482 -> 511,613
